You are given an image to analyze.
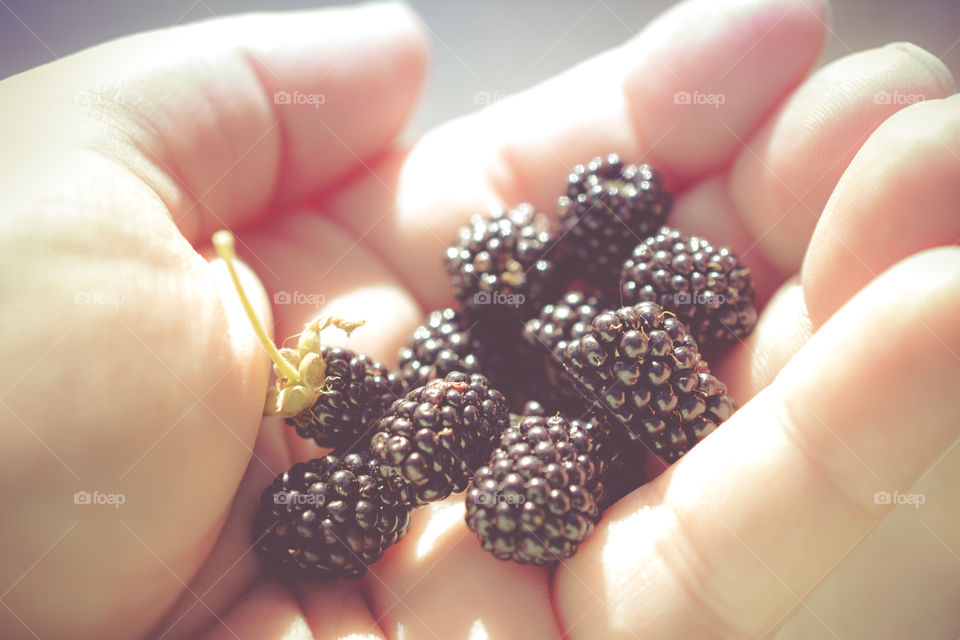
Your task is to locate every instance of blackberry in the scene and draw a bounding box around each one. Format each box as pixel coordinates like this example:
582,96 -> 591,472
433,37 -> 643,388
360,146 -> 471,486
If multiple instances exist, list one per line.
370,371 -> 509,507
562,301 -> 735,462
521,291 -> 608,415
557,154 -> 671,286
620,226 -> 757,349
519,402 -> 646,510
445,204 -> 562,320
211,232 -> 398,449
253,450 -> 412,580
397,308 -> 485,392
523,290 -> 607,373
465,414 -> 602,565
579,417 -> 647,509
284,346 -> 402,449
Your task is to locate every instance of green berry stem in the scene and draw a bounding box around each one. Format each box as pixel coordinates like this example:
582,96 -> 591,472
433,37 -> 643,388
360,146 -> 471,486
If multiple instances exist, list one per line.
212,230 -> 301,384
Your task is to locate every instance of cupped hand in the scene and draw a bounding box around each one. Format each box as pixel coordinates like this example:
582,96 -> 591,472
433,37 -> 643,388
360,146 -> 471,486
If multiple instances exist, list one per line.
1,1 -> 958,638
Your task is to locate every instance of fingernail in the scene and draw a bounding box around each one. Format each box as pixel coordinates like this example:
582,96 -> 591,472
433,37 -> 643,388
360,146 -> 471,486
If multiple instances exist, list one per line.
890,42 -> 957,95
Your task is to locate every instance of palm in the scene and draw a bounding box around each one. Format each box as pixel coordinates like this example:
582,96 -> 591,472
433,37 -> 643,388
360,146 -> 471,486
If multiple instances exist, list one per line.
2,1 -> 958,639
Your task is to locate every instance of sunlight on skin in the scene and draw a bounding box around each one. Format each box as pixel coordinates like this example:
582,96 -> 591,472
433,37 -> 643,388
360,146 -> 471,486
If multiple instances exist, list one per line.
306,284 -> 421,365
279,617 -> 313,640
416,500 -> 469,560
468,617 -> 490,640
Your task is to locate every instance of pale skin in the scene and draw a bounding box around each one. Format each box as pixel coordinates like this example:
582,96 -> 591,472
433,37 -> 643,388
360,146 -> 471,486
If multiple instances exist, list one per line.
0,0 -> 958,638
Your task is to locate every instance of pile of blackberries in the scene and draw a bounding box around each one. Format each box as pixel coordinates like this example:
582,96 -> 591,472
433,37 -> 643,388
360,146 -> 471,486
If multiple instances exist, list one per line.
249,154 -> 757,577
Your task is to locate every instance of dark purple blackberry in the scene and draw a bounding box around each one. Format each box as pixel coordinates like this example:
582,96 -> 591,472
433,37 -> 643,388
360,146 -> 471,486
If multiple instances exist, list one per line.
285,346 -> 402,450
253,451 -> 412,580
518,403 -> 646,510
397,308 -> 485,392
557,154 -> 671,286
370,371 -> 509,507
521,291 -> 608,415
620,226 -> 757,349
445,204 -> 562,320
523,290 -> 607,372
562,301 -> 735,462
465,414 -> 602,565
579,418 -> 647,509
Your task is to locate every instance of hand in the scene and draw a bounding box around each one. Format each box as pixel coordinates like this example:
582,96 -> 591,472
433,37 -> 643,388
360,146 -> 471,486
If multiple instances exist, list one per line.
1,0 -> 957,638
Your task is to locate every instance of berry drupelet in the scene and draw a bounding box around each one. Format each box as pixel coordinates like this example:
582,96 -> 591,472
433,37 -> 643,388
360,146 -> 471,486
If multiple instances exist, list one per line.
557,154 -> 671,287
465,414 -> 602,565
562,301 -> 736,462
370,371 -> 509,507
253,451 -> 412,579
445,204 -> 562,320
620,226 -> 757,349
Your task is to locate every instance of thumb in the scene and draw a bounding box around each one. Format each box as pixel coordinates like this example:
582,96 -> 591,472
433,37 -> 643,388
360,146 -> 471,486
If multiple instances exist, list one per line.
554,247 -> 960,638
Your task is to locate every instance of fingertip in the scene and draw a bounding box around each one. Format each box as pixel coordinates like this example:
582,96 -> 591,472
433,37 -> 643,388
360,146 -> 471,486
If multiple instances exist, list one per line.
888,42 -> 957,95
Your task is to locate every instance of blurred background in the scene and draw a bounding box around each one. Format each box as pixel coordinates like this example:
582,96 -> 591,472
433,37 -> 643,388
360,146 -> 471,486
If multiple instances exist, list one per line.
1,0 -> 958,134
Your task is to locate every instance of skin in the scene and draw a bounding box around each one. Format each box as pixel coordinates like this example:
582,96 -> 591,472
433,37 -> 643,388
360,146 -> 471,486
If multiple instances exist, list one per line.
0,0 -> 958,638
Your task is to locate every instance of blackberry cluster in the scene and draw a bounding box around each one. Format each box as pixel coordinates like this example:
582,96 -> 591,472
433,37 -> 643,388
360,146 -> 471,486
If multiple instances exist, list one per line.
397,308 -> 485,392
620,226 -> 757,348
445,204 -> 561,319
370,372 -> 509,507
562,301 -> 735,462
253,451 -> 412,579
558,154 -> 671,286
286,347 -> 402,450
466,414 -> 602,565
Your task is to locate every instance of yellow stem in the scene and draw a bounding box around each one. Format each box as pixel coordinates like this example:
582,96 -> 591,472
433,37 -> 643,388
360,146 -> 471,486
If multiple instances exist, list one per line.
212,230 -> 300,383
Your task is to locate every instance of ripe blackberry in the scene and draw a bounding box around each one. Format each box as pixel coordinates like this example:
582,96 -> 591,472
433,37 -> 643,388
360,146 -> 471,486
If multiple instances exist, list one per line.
370,371 -> 509,507
284,346 -> 402,449
557,154 -> 671,286
519,403 -> 646,510
579,418 -> 647,509
620,226 -> 757,349
523,290 -> 607,372
465,414 -> 602,565
253,451 -> 412,580
211,231 -> 399,450
397,308 -> 485,392
445,204 -> 562,319
562,301 -> 735,462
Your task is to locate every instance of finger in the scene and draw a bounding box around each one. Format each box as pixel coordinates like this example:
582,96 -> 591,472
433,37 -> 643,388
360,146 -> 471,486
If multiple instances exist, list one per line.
364,499 -> 562,640
0,2 -> 427,243
197,580 -> 311,640
149,418 -> 291,640
296,580 -> 387,640
803,93 -> 960,325
328,0 -> 828,309
727,42 -> 955,274
554,247 -> 960,639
